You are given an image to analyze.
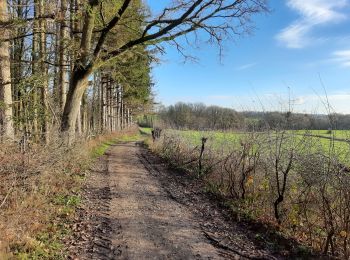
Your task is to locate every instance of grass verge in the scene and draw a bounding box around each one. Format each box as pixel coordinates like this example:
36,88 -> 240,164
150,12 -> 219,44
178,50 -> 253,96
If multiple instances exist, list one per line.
0,128 -> 140,259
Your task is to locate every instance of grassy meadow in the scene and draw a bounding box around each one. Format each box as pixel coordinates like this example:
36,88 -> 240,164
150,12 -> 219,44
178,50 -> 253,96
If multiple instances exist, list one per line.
148,128 -> 350,161
141,127 -> 350,155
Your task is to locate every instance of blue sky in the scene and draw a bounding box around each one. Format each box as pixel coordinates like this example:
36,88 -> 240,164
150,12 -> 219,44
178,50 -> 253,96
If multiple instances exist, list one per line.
147,0 -> 350,114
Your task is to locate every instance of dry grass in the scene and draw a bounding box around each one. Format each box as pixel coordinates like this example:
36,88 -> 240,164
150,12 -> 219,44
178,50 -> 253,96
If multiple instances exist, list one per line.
151,130 -> 350,258
0,128 -> 139,258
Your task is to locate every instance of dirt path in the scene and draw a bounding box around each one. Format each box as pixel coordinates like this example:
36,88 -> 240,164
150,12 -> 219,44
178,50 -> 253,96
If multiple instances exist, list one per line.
108,142 -> 229,259
68,142 -> 312,260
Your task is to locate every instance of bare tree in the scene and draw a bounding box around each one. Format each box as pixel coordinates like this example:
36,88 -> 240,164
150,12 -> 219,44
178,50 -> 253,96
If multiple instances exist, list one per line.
61,0 -> 268,142
266,131 -> 295,224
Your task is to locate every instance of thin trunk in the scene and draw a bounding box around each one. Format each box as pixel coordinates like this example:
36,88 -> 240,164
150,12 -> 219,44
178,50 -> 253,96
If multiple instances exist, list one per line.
32,0 -> 39,141
38,0 -> 49,143
105,77 -> 109,131
54,21 -> 60,105
82,90 -> 88,133
120,86 -> 124,129
100,76 -> 104,133
112,84 -> 116,131
121,100 -> 124,129
96,73 -> 101,132
103,79 -> 107,130
91,74 -> 97,132
11,0 -> 26,134
116,84 -> 121,130
123,104 -> 126,129
127,108 -> 130,127
108,79 -> 112,132
0,0 -> 14,141
58,0 -> 69,111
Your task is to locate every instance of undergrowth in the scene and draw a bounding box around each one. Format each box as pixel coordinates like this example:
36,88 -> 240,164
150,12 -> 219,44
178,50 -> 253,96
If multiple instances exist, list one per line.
150,130 -> 350,258
0,127 -> 139,259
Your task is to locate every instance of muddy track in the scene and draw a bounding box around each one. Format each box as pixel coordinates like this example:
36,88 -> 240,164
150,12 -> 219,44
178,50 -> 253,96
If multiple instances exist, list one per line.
68,142 -> 313,260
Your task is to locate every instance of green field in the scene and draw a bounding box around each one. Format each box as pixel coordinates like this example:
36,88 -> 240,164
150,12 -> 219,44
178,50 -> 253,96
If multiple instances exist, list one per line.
296,129 -> 350,139
139,127 -> 153,135
141,127 -> 350,159
156,128 -> 350,162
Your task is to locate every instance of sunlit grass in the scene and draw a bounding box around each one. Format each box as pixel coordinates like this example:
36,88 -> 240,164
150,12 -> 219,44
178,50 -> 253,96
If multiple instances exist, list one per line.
163,129 -> 350,163
139,127 -> 152,135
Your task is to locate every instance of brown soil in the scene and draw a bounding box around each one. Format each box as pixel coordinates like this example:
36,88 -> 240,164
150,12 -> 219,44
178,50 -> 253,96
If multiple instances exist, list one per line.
66,142 -> 321,260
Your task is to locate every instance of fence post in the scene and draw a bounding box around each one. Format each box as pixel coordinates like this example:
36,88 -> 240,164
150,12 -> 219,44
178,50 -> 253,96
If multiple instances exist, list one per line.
198,137 -> 207,177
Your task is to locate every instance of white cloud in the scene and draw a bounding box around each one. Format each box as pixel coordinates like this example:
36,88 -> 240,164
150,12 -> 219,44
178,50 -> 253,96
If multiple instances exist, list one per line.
301,94 -> 350,113
332,49 -> 350,66
235,62 -> 257,71
276,0 -> 348,48
294,96 -> 306,105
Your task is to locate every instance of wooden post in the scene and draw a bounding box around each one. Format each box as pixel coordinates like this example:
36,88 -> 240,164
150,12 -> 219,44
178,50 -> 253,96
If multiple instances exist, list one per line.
198,137 -> 208,177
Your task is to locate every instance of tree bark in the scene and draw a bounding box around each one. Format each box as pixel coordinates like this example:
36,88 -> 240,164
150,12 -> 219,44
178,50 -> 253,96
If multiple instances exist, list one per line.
99,75 -> 103,133
38,0 -> 49,143
58,0 -> 69,111
60,0 -> 96,141
11,0 -> 26,134
116,84 -> 121,130
32,0 -> 39,141
0,0 -> 14,141
82,89 -> 88,133
61,67 -> 90,142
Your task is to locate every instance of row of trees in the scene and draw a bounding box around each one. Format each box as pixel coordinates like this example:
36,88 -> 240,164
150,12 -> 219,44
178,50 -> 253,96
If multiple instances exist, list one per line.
0,0 -> 268,144
158,102 -> 350,131
0,0 -> 153,144
159,102 -> 244,130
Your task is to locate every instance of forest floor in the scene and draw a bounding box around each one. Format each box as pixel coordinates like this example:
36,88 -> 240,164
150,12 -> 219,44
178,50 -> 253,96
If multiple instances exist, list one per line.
66,141 -> 322,260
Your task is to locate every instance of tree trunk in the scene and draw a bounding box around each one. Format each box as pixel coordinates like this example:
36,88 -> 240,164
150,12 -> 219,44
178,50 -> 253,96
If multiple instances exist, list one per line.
0,0 -> 14,141
58,0 -> 69,111
101,76 -> 105,132
60,0 -> 96,142
82,90 -> 88,133
38,0 -> 49,143
32,0 -> 39,141
127,108 -> 130,127
61,67 -> 90,143
90,74 -> 98,132
112,84 -> 117,131
106,78 -> 110,131
11,0 -> 26,134
116,85 -> 121,130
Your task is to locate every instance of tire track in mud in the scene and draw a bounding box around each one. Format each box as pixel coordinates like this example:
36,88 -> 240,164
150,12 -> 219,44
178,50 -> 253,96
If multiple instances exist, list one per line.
74,153 -> 126,260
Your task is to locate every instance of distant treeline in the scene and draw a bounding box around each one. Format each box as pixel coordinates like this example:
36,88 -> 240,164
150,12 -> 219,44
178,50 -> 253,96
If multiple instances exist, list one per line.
158,103 -> 244,130
157,102 -> 350,130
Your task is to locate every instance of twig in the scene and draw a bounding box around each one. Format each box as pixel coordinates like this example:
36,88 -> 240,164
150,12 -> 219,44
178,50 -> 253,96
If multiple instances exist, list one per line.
0,185 -> 14,209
